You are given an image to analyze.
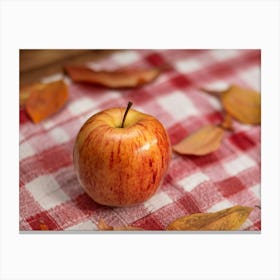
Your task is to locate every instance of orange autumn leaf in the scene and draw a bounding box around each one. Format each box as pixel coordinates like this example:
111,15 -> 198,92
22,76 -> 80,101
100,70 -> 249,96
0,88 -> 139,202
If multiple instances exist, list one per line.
39,223 -> 49,230
25,80 -> 68,124
97,219 -> 143,231
97,219 -> 114,230
20,83 -> 45,107
219,113 -> 233,131
172,125 -> 225,156
64,66 -> 161,88
221,85 -> 261,125
166,205 -> 253,231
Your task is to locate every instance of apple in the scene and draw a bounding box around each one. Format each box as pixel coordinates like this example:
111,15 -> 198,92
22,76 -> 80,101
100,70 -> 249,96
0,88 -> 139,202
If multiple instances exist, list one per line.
73,101 -> 171,207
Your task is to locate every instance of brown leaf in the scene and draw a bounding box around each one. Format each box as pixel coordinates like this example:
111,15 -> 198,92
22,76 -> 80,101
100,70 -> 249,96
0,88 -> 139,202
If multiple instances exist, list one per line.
219,113 -> 233,131
97,219 -> 143,231
221,85 -> 261,124
25,80 -> 68,124
172,125 -> 225,156
64,66 -> 161,88
166,205 -> 253,231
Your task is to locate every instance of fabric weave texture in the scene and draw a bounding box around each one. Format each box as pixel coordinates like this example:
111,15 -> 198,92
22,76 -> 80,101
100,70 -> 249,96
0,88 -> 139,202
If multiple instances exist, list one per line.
19,49 -> 261,231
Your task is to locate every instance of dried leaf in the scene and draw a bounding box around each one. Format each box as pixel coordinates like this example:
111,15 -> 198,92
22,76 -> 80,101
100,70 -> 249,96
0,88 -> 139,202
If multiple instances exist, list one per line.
172,125 -> 225,156
64,66 -> 161,88
20,83 -> 45,107
167,205 -> 253,230
221,85 -> 261,124
98,219 -> 114,230
39,223 -> 49,230
200,81 -> 230,97
219,113 -> 233,131
114,226 -> 144,231
25,80 -> 68,123
97,219 -> 143,231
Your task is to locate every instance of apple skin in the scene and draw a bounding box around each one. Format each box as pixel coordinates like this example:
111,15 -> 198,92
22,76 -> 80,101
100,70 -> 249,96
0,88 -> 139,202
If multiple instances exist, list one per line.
73,107 -> 171,207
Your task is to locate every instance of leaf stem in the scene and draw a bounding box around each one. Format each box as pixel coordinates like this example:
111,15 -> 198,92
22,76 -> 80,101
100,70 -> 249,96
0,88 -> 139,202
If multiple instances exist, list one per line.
121,101 -> 133,128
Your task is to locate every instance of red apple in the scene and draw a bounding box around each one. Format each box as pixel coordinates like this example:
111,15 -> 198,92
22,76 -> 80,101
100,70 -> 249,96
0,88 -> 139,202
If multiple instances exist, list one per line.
73,102 -> 171,207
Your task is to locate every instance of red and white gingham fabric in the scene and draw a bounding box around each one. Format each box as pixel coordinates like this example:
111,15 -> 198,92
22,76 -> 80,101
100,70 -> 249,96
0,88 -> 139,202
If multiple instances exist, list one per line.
19,49 -> 261,231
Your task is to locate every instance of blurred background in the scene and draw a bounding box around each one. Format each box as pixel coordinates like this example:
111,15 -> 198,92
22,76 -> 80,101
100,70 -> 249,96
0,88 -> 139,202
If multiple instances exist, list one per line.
20,49 -> 117,85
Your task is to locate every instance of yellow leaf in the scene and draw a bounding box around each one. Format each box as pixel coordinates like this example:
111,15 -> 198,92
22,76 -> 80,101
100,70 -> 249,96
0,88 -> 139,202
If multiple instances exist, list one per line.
221,85 -> 261,125
166,205 -> 253,231
172,125 -> 225,156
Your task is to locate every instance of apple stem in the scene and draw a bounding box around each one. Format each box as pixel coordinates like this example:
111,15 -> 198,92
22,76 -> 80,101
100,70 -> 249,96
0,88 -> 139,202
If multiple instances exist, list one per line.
121,101 -> 133,128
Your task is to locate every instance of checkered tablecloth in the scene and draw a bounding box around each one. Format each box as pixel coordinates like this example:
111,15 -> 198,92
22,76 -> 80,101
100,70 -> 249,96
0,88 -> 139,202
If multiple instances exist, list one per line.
19,49 -> 261,231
